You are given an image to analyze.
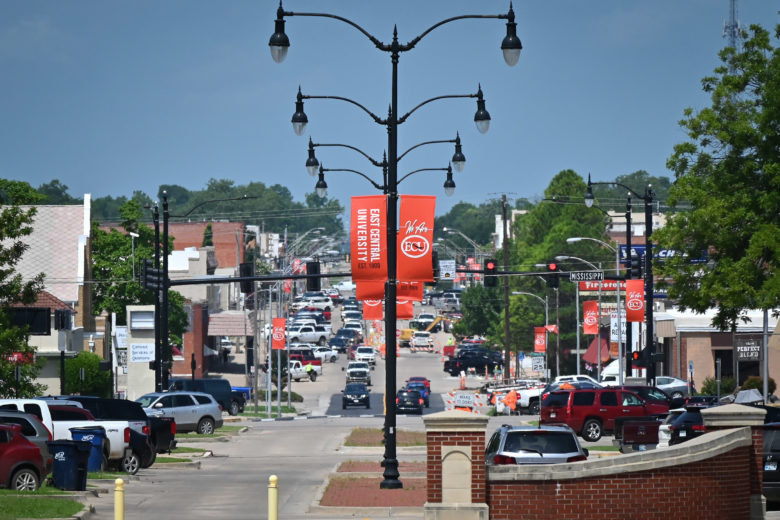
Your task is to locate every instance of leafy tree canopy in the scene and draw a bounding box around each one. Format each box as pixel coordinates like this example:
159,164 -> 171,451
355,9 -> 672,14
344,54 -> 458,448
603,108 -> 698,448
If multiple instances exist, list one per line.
654,23 -> 780,330
64,351 -> 112,398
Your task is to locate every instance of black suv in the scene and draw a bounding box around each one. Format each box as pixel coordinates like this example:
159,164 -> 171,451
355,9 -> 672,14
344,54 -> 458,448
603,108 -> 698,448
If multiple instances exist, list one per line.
763,423 -> 780,503
396,390 -> 423,415
342,383 -> 370,409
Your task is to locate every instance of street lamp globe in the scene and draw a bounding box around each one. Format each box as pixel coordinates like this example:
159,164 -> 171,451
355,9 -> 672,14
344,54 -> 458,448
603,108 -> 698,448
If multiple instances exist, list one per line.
269,8 -> 290,63
451,133 -> 466,172
473,87 -> 491,134
500,6 -> 522,66
443,166 -> 456,197
315,169 -> 328,198
291,87 -> 308,136
305,138 -> 320,176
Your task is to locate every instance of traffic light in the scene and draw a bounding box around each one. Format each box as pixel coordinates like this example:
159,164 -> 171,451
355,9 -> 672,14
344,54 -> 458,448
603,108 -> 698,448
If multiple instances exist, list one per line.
427,250 -> 439,287
141,259 -> 162,291
306,261 -> 321,292
546,263 -> 559,288
483,258 -> 498,287
631,348 -> 648,368
629,253 -> 642,278
239,262 -> 254,293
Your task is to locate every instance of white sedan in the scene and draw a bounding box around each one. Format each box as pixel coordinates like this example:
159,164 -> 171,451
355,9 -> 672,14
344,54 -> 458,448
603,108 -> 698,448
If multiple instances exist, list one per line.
312,345 -> 339,363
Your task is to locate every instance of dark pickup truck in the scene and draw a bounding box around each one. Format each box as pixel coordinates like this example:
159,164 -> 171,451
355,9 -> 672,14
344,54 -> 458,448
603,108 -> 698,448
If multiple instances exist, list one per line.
443,350 -> 500,376
612,416 -> 665,453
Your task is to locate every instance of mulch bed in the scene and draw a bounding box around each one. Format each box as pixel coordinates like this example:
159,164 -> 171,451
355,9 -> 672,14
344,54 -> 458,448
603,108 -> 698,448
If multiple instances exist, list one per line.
336,460 -> 426,473
319,476 -> 427,507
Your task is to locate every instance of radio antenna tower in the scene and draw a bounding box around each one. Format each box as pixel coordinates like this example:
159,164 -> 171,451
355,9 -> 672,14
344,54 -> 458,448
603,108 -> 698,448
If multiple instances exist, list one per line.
723,0 -> 742,50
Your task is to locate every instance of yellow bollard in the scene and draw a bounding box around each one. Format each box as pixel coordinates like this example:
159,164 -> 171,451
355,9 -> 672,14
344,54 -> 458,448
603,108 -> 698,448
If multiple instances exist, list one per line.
114,478 -> 124,520
268,475 -> 278,520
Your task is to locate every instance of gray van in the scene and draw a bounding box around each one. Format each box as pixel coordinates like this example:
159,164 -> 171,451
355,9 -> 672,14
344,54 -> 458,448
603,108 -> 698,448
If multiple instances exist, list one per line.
168,378 -> 233,415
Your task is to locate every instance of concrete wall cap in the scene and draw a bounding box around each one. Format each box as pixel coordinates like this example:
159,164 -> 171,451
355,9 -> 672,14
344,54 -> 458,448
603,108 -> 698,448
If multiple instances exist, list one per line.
488,427 -> 752,481
702,403 -> 766,427
423,410 -> 489,432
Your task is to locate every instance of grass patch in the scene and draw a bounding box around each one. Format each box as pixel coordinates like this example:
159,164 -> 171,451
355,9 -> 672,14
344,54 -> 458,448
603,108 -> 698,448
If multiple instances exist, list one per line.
253,390 -> 303,403
588,445 -> 620,451
0,495 -> 83,520
156,456 -> 192,463
343,427 -> 426,447
88,470 -> 127,480
240,404 -> 297,417
0,484 -> 68,496
171,446 -> 206,454
176,424 -> 243,440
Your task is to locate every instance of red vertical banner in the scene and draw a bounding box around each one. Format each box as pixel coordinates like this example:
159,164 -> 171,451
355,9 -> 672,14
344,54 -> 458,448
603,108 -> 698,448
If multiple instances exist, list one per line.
397,195 -> 435,282
582,300 -> 599,335
397,281 -> 424,301
350,195 -> 387,282
625,279 -> 645,322
396,300 -> 414,319
356,281 -> 385,301
363,300 -> 383,321
272,318 -> 286,350
283,279 -> 292,293
534,327 -> 547,353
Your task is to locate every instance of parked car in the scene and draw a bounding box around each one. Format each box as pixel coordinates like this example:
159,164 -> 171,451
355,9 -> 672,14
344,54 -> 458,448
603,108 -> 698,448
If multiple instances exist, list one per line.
312,345 -> 339,363
405,381 -> 430,407
540,388 -> 669,442
396,390 -> 424,415
655,376 -> 694,399
0,424 -> 47,491
666,405 -> 710,446
0,410 -> 53,472
555,374 -> 601,386
485,424 -> 589,465
657,408 -> 685,448
169,377 -> 240,415
136,392 -> 224,435
342,383 -> 371,410
763,423 -> 780,504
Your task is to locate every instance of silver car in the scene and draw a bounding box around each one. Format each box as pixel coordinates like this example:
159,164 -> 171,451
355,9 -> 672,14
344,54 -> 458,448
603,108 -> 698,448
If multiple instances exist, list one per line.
655,376 -> 694,399
485,424 -> 589,465
136,391 -> 223,435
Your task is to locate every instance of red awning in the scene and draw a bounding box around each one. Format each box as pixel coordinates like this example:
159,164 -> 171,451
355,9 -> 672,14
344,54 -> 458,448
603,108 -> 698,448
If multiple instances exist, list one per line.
582,330 -> 611,364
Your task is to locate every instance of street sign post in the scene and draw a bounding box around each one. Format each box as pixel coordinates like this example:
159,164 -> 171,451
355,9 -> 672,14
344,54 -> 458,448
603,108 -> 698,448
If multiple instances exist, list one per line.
569,271 -> 605,282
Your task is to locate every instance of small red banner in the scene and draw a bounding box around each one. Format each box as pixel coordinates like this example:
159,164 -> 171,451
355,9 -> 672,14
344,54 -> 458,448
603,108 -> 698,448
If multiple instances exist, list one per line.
271,318 -> 286,350
397,195 -> 435,282
356,281 -> 385,301
534,327 -> 546,353
625,279 -> 645,322
583,300 -> 599,335
397,281 -> 424,301
350,195 -> 388,283
363,300 -> 383,321
396,300 -> 414,320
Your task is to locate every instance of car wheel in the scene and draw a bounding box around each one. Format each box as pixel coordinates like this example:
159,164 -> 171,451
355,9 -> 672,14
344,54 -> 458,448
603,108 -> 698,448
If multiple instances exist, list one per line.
342,402 -> 346,410
11,468 -> 39,491
140,450 -> 156,469
318,337 -> 327,345
528,399 -> 541,415
291,337 -> 300,343
229,400 -> 240,416
330,355 -> 337,363
582,419 -> 603,442
366,402 -> 371,409
197,417 -> 215,435
309,372 -> 317,382
671,391 -> 684,399
122,452 -> 140,475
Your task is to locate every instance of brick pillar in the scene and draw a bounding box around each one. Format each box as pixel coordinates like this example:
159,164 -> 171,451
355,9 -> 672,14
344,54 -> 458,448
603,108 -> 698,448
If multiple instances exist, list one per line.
702,403 -> 766,519
423,410 -> 489,520
173,303 -> 208,378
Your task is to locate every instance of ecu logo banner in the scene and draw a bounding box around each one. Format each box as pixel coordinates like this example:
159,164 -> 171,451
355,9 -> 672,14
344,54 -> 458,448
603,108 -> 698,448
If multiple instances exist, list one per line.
397,195 -> 435,282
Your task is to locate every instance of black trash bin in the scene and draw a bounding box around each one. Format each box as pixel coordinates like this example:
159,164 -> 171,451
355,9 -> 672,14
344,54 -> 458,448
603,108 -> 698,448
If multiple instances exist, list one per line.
69,426 -> 106,472
46,440 -> 91,491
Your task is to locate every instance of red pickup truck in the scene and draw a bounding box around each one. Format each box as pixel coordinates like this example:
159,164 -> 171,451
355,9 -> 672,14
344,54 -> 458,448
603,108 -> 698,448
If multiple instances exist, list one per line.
540,388 -> 669,442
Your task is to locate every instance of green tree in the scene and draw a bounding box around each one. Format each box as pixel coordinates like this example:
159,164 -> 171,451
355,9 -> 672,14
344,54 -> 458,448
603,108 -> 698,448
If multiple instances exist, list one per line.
452,285 -> 501,338
654,23 -> 780,330
36,179 -> 80,204
0,179 -> 46,397
202,223 -> 214,247
589,170 -> 672,212
64,351 -> 112,397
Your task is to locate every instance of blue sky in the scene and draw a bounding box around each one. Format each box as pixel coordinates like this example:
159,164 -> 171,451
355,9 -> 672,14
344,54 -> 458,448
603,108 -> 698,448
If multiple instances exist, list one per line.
1,1 -> 777,218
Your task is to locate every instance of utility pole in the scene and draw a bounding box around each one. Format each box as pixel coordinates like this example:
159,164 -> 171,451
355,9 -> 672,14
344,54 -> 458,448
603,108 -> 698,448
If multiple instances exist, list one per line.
502,195 -> 511,380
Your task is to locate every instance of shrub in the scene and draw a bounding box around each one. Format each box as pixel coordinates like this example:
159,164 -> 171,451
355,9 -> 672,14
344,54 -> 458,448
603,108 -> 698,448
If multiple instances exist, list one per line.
740,376 -> 776,395
699,376 -> 737,396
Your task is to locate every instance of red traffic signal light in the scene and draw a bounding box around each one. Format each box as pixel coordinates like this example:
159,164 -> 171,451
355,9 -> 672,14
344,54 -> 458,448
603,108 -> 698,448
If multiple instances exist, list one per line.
632,351 -> 640,361
485,260 -> 496,270
548,263 -> 558,272
484,258 -> 498,287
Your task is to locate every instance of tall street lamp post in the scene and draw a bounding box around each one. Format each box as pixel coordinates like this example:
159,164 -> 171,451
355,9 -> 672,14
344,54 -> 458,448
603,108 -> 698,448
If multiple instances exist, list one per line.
567,237 -> 624,384
270,3 -> 522,489
442,226 -> 483,286
585,175 -> 656,384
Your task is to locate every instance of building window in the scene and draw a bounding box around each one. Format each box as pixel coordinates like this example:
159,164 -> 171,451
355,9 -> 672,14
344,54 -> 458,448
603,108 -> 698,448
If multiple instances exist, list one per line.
129,310 -> 155,330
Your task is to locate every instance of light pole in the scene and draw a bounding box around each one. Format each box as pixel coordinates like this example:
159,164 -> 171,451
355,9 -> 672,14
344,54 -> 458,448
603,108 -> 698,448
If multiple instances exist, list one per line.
567,237 -> 624,384
512,291 -> 548,381
555,255 -> 604,379
270,3 -> 521,489
129,232 -> 139,280
442,227 -> 484,286
585,175 -> 656,384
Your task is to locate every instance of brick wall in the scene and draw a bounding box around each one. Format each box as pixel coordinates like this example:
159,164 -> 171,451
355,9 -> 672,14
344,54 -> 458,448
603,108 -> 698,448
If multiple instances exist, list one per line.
487,446 -> 751,520
426,429 -> 486,503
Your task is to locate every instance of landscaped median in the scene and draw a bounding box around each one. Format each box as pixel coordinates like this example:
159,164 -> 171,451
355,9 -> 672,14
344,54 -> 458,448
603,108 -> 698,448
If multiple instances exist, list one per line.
0,485 -> 90,520
312,427 -> 428,513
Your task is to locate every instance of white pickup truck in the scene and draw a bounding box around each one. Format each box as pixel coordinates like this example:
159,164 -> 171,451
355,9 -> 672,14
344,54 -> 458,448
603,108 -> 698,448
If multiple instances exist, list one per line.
288,360 -> 320,382
0,399 -> 132,466
287,325 -> 329,345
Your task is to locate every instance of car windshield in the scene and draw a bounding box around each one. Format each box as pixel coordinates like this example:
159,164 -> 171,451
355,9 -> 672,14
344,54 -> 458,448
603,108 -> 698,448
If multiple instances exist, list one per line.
345,384 -> 366,393
136,395 -> 157,408
349,363 -> 369,370
503,431 -> 579,454
357,347 -> 373,353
